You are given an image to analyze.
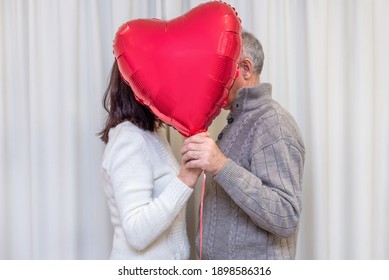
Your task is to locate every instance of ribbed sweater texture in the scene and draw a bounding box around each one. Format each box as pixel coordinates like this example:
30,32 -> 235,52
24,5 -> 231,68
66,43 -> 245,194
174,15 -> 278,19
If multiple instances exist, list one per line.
196,83 -> 305,259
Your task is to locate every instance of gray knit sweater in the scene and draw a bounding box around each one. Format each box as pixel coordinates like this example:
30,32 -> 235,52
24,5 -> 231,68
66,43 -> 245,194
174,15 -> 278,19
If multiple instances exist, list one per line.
196,83 -> 305,259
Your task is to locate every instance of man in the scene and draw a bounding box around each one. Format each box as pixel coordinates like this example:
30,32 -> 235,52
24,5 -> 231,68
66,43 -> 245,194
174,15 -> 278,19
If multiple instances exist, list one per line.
182,31 -> 305,259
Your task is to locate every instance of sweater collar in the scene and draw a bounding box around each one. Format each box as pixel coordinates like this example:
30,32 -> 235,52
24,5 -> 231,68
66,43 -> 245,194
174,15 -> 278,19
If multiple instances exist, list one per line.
228,83 -> 272,118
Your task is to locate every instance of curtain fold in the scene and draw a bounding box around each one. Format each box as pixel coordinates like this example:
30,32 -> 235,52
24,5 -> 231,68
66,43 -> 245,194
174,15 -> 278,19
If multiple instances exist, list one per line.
1,0 -> 388,259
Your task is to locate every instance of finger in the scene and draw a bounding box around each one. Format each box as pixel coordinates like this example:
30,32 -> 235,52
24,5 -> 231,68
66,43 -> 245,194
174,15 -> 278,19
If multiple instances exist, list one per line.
181,143 -> 205,155
185,158 -> 204,170
182,150 -> 201,163
195,131 -> 209,137
186,131 -> 209,138
184,134 -> 209,145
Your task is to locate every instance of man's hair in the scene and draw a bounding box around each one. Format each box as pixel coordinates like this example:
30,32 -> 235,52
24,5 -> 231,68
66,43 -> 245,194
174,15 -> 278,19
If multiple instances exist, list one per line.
241,31 -> 264,75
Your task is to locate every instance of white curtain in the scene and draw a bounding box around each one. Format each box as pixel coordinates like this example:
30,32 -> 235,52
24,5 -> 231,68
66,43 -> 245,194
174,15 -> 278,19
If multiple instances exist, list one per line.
1,0 -> 388,260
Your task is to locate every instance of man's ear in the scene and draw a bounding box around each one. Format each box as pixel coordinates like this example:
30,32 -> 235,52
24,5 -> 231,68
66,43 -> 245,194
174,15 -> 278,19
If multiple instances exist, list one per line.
240,58 -> 254,80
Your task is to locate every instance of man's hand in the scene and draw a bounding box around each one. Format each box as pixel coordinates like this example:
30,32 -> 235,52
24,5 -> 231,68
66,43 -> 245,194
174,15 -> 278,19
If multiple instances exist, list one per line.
181,132 -> 227,176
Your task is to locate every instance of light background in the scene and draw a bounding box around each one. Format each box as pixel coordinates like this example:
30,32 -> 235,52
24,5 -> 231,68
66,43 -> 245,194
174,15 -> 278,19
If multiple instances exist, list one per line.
1,0 -> 388,259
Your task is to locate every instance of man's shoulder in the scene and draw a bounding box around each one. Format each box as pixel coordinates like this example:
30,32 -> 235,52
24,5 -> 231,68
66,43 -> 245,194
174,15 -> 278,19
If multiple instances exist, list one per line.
250,101 -> 304,149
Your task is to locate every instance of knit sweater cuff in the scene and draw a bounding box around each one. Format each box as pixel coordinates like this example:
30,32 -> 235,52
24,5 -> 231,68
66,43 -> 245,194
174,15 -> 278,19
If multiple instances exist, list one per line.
213,158 -> 242,192
164,177 -> 194,209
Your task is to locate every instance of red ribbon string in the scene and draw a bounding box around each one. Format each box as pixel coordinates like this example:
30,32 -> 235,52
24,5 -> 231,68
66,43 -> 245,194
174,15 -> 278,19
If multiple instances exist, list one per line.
199,171 -> 206,260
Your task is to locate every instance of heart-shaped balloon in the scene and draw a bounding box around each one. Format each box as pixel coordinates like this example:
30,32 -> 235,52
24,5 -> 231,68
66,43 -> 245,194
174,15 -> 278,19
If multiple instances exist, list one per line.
113,1 -> 242,137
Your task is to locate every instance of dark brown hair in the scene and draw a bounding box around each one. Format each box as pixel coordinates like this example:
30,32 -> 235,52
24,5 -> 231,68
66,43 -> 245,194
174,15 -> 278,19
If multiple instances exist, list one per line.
99,60 -> 159,143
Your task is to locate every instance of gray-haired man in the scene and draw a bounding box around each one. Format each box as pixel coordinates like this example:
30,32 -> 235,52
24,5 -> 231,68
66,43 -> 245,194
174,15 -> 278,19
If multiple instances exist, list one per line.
182,31 -> 305,259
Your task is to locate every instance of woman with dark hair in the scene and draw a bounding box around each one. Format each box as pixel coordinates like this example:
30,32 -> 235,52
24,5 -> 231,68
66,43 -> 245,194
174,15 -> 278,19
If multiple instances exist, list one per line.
99,61 -> 202,259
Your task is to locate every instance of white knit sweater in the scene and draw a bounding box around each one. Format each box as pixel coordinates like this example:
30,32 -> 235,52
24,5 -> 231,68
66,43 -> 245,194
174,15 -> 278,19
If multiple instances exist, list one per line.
101,121 -> 193,259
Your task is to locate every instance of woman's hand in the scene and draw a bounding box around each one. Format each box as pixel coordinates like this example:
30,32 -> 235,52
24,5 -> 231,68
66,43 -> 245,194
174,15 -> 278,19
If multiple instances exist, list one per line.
178,164 -> 202,189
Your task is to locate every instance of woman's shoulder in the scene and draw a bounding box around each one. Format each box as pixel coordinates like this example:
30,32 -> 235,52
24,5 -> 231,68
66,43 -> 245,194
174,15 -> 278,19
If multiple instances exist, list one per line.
104,121 -> 154,155
111,120 -> 143,133
106,121 -> 171,155
103,121 -> 153,166
108,121 -> 150,141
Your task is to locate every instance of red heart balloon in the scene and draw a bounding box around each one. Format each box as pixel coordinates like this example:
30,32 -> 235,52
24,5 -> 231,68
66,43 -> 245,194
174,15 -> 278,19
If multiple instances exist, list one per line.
113,1 -> 242,137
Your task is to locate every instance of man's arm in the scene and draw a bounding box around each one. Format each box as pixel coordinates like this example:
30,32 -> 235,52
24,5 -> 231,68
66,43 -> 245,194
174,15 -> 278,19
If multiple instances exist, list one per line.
182,135 -> 304,238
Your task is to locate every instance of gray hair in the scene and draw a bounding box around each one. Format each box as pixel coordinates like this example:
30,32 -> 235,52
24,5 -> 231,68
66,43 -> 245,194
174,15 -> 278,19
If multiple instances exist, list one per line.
241,31 -> 264,75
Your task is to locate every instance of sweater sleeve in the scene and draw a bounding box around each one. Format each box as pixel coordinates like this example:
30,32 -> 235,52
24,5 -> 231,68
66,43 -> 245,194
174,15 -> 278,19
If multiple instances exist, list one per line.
213,137 -> 304,238
105,126 -> 193,251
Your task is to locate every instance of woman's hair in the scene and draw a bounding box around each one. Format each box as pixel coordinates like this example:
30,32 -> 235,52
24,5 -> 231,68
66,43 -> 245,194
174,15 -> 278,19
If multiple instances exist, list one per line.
99,60 -> 159,143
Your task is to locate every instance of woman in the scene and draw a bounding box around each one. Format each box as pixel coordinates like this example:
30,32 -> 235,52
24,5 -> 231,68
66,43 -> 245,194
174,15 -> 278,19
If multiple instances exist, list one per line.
99,61 -> 201,259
